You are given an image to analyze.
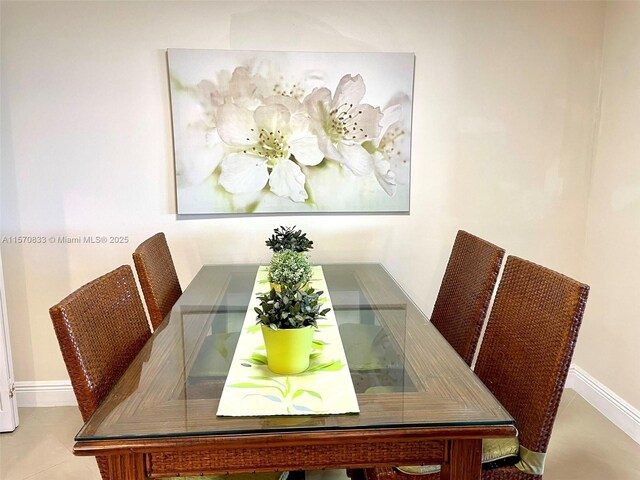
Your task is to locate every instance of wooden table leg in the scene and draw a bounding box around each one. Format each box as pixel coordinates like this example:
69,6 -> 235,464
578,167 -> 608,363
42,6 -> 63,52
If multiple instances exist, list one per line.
108,453 -> 145,480
440,439 -> 482,480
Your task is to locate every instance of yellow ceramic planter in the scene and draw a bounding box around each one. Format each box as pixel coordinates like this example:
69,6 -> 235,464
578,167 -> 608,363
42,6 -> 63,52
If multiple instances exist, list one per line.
261,325 -> 314,375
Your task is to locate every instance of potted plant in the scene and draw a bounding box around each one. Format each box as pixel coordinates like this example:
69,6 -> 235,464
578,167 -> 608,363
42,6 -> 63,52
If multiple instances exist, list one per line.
266,226 -> 314,290
268,250 -> 313,291
255,285 -> 330,374
266,225 -> 314,253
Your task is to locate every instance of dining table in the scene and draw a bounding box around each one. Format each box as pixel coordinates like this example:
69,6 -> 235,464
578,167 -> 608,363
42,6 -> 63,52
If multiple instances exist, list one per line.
73,263 -> 516,480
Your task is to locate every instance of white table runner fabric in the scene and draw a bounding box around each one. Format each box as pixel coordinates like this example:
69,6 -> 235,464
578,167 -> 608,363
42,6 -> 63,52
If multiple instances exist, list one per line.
217,266 -> 360,416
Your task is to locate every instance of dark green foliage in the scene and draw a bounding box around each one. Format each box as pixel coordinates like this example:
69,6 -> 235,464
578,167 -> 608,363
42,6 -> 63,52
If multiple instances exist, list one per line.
255,285 -> 330,330
265,225 -> 314,252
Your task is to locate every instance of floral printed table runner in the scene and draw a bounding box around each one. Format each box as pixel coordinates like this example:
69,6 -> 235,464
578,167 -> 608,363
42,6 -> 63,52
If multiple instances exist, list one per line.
216,266 -> 360,416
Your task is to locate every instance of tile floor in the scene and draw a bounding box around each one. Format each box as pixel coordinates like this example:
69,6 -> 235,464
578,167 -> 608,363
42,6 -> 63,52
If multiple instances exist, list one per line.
1,389 -> 639,480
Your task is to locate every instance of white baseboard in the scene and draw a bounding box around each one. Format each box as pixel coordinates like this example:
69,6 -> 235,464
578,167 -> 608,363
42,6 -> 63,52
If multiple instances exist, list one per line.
15,380 -> 77,407
567,364 -> 640,444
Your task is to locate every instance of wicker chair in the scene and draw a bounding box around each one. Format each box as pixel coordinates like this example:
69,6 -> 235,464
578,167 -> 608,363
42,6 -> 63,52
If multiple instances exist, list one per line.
340,231 -> 504,373
50,265 -> 152,480
358,255 -> 589,480
51,266 -> 286,480
133,232 -> 182,330
430,230 -> 505,365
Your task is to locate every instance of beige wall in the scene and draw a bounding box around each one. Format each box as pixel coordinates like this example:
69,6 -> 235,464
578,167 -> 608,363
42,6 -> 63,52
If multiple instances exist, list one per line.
575,2 -> 640,409
1,2 -> 604,390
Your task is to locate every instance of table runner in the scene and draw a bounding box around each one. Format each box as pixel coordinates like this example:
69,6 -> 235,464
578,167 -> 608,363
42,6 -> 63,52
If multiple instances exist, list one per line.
216,266 -> 360,416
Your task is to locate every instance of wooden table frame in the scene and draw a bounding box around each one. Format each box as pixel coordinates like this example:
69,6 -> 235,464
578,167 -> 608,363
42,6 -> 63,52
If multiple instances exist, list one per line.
75,426 -> 515,480
73,264 -> 515,480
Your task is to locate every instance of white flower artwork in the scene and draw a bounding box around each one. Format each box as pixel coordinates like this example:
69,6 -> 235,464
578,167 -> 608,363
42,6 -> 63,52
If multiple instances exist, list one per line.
167,49 -> 414,214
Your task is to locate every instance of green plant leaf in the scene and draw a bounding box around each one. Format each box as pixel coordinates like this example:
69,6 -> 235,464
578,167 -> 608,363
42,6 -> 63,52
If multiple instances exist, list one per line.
242,352 -> 268,365
242,358 -> 264,365
265,225 -> 314,253
305,359 -> 344,373
292,389 -> 323,401
249,376 -> 286,388
245,325 -> 261,334
253,269 -> 331,330
252,352 -> 268,363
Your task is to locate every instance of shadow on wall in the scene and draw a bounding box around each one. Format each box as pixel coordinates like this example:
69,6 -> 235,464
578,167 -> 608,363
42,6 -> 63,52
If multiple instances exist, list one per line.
1,96 -> 72,380
158,48 -> 179,216
229,7 -> 378,52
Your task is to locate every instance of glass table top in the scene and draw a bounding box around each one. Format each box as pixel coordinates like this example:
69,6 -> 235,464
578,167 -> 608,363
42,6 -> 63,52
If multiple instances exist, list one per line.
76,264 -> 513,441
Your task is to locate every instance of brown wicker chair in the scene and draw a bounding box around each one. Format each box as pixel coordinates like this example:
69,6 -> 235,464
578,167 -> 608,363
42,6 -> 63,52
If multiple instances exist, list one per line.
340,231 -> 503,373
133,232 -> 182,330
50,265 -> 151,480
358,255 -> 589,480
51,266 -> 286,480
430,230 -> 505,365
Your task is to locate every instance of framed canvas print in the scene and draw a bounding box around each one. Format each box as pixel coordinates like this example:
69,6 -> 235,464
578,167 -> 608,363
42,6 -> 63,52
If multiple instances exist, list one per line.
167,49 -> 414,215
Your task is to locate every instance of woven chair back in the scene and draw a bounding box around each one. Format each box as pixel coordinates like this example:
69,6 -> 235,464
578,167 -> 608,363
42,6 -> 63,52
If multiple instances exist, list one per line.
430,230 -> 505,365
133,232 -> 182,330
49,265 -> 151,480
474,255 -> 589,454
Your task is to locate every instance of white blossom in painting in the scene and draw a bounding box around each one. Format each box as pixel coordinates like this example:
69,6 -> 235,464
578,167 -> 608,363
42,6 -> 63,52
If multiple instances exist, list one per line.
168,50 -> 413,214
217,101 -> 323,202
361,93 -> 412,196
304,74 -> 383,177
